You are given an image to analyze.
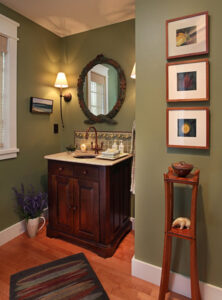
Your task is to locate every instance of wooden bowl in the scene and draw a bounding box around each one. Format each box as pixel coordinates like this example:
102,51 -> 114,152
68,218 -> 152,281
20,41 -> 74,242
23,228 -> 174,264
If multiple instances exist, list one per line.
172,161 -> 193,177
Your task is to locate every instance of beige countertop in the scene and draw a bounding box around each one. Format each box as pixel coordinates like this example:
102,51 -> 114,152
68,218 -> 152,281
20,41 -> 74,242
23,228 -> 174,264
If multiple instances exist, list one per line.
44,152 -> 132,166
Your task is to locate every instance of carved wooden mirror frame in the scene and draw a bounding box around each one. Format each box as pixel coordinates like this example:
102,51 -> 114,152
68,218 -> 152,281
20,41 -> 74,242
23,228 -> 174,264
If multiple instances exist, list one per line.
77,54 -> 126,124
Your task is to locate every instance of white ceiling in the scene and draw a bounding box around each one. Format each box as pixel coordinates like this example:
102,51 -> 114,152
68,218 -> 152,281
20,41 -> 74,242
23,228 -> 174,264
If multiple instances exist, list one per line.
0,0 -> 135,37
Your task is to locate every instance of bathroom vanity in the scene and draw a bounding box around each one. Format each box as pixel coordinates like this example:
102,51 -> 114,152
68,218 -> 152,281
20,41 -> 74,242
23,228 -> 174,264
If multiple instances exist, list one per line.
44,152 -> 132,258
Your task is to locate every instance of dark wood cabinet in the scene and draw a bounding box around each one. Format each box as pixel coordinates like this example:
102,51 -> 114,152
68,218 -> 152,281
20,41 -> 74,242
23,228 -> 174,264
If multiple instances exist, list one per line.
73,178 -> 99,242
47,157 -> 132,257
50,175 -> 74,234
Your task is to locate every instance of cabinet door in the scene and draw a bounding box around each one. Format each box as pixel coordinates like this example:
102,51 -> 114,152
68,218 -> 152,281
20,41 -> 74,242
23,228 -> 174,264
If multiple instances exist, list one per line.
73,178 -> 99,242
50,175 -> 74,234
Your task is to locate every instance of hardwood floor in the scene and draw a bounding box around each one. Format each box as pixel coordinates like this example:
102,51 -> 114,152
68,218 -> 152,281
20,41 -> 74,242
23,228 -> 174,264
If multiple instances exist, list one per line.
0,228 -> 189,299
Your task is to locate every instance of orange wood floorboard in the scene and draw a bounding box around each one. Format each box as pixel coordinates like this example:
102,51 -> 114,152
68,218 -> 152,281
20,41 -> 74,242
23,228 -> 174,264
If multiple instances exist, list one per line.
0,228 -> 189,300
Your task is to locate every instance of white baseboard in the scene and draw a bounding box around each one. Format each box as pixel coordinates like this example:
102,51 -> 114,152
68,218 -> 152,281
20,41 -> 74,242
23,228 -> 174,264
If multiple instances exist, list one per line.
0,220 -> 26,246
130,217 -> 135,231
0,209 -> 48,247
132,256 -> 222,299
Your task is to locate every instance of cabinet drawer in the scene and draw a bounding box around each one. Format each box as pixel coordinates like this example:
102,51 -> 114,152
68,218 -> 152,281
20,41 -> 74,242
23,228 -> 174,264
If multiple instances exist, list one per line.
48,161 -> 73,177
74,165 -> 99,180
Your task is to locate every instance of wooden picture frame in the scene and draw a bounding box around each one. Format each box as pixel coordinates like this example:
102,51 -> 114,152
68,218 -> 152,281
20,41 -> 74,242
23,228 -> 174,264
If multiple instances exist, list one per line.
166,59 -> 209,102
30,97 -> 53,114
167,107 -> 209,149
166,11 -> 209,59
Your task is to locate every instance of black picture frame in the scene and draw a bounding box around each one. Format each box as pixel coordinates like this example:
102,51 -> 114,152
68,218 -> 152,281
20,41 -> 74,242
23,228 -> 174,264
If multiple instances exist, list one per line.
30,97 -> 53,114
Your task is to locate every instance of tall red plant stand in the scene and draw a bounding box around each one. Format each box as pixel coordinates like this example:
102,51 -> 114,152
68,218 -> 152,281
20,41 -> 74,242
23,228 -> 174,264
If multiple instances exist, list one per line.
158,167 -> 201,300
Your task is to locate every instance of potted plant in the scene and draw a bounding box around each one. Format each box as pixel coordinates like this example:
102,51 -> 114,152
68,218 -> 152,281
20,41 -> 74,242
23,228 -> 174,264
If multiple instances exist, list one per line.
66,144 -> 76,154
12,184 -> 48,238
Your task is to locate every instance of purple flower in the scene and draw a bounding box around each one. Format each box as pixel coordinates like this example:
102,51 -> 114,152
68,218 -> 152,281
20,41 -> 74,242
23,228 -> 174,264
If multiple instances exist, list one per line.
12,184 -> 48,219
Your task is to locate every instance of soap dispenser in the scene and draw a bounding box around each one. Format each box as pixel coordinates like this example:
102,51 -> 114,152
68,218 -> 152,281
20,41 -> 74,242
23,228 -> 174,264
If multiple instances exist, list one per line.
119,140 -> 124,154
112,140 -> 118,150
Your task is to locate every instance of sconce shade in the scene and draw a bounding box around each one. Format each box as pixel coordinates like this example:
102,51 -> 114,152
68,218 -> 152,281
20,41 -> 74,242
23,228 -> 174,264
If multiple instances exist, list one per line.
54,72 -> 72,129
131,63 -> 136,79
54,72 -> 68,88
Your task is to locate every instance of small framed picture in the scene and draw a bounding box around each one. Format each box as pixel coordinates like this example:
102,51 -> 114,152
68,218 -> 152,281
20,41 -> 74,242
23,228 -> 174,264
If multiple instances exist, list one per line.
30,97 -> 53,114
167,107 -> 209,149
166,11 -> 209,59
167,59 -> 209,102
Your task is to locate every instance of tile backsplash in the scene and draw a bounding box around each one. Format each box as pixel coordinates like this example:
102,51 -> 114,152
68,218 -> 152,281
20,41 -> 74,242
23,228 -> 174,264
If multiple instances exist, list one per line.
74,131 -> 132,153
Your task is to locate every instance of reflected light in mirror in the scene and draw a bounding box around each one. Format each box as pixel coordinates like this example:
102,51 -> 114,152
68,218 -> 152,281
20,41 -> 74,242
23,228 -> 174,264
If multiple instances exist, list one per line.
77,54 -> 126,124
131,63 -> 136,79
84,63 -> 118,116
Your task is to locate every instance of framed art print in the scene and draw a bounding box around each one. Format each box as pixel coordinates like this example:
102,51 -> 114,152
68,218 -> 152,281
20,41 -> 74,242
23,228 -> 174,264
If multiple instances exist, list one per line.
167,59 -> 209,102
30,97 -> 53,114
166,11 -> 208,59
167,107 -> 209,149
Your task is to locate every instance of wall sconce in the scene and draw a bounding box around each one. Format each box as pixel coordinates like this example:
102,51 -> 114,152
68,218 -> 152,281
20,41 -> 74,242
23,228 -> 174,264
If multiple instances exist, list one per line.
131,63 -> 136,79
54,72 -> 72,128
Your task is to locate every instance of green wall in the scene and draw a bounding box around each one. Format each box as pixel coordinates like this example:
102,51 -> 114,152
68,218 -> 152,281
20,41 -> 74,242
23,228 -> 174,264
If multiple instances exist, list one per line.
0,4 -> 61,230
136,0 -> 222,287
0,6 -> 135,231
60,20 -> 135,149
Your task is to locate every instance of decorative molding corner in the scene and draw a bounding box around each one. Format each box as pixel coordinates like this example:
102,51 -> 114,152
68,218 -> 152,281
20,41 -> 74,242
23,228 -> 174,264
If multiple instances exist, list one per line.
131,256 -> 222,300
130,217 -> 135,231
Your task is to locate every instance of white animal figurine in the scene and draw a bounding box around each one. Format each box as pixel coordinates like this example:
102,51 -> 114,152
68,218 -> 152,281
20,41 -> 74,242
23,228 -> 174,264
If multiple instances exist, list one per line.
172,217 -> 191,229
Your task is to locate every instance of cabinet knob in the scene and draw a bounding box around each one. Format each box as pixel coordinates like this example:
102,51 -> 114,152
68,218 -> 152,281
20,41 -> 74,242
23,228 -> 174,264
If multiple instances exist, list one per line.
58,167 -> 63,172
68,205 -> 77,212
82,170 -> 88,175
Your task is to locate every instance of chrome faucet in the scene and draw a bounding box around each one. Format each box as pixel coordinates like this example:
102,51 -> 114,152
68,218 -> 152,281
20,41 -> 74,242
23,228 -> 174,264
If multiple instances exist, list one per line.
85,126 -> 103,154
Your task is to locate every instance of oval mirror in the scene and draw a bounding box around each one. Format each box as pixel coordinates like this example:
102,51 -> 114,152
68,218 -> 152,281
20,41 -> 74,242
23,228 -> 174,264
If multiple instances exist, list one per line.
77,54 -> 126,124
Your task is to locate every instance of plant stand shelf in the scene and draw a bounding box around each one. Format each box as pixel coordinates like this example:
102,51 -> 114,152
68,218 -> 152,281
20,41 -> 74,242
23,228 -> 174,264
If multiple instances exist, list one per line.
158,167 -> 201,300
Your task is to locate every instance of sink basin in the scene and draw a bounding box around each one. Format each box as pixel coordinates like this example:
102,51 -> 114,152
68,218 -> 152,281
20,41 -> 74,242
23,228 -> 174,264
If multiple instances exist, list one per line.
73,151 -> 96,159
74,154 -> 96,159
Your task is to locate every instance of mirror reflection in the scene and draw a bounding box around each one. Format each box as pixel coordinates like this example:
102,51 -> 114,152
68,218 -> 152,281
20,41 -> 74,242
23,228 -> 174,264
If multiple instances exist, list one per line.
83,64 -> 118,116
77,54 -> 126,124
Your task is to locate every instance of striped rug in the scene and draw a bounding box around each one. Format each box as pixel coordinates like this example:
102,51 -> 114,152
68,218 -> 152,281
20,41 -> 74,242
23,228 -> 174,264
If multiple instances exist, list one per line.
10,253 -> 109,300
